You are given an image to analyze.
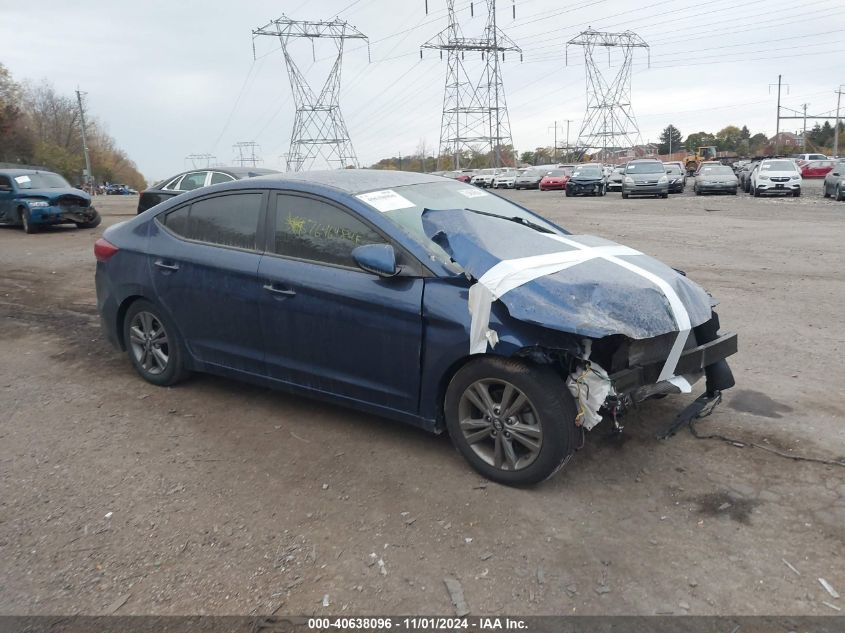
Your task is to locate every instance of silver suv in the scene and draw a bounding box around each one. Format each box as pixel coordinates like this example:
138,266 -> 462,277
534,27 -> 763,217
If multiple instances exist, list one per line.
621,159 -> 669,199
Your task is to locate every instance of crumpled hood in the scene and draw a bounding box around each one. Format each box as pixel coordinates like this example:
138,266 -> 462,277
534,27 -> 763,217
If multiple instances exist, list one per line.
16,187 -> 90,203
422,208 -> 713,340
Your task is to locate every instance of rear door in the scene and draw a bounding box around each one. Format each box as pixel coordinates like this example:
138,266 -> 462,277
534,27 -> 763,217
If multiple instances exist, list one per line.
149,189 -> 268,375
0,175 -> 13,222
257,192 -> 424,413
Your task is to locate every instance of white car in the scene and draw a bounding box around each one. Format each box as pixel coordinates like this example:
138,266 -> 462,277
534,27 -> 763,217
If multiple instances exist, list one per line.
750,159 -> 802,197
792,153 -> 828,163
470,168 -> 500,188
492,169 -> 523,189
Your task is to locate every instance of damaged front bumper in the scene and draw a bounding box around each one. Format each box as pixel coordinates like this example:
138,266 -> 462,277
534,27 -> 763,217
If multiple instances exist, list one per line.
610,330 -> 737,400
31,204 -> 98,226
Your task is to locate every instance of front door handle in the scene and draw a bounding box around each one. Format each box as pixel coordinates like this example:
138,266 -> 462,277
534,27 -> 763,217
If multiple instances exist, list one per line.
154,259 -> 180,272
263,283 -> 296,297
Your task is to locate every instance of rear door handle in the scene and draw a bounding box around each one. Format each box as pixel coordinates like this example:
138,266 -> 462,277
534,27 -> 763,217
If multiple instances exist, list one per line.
263,283 -> 296,297
154,259 -> 180,272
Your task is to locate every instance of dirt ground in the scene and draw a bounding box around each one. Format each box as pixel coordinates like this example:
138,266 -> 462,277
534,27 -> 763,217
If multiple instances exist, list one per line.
1,182 -> 843,617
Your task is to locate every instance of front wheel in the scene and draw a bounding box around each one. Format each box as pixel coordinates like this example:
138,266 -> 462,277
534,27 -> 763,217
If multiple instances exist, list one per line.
622,192 -> 629,199
792,189 -> 801,198
836,185 -> 845,201
445,357 -> 578,486
20,208 -> 37,234
123,299 -> 190,386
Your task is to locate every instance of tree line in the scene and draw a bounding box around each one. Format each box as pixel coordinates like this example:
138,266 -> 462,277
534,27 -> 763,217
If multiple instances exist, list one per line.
658,122 -> 845,156
0,63 -> 145,190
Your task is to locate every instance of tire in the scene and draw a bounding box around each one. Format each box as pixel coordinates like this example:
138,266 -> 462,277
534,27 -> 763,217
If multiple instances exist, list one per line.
564,190 -> 570,197
752,185 -> 758,197
661,192 -> 669,199
837,185 -> 845,202
823,184 -> 830,198
75,210 -> 102,229
19,207 -> 38,234
621,192 -> 629,199
793,189 -> 801,197
444,357 -> 578,486
123,299 -> 190,387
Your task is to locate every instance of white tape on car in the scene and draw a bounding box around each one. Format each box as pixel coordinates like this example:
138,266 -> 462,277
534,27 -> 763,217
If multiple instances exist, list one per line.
468,233 -> 693,386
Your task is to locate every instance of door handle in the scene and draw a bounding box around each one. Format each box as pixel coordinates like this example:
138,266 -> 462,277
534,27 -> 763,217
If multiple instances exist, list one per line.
263,283 -> 296,297
154,259 -> 180,272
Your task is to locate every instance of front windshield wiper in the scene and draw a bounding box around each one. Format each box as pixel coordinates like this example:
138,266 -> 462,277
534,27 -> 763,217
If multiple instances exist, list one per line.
463,207 -> 554,234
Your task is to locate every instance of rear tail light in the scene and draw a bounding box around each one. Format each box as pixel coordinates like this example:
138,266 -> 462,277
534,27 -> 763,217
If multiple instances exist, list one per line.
94,238 -> 119,262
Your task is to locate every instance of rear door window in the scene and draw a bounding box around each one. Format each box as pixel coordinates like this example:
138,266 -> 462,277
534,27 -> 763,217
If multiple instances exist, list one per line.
179,172 -> 210,191
210,172 -> 236,185
272,194 -> 385,268
161,192 -> 263,250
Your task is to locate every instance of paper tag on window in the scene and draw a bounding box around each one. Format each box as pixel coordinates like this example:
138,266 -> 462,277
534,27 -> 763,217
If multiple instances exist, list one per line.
356,189 -> 415,212
14,175 -> 31,184
457,188 -> 488,199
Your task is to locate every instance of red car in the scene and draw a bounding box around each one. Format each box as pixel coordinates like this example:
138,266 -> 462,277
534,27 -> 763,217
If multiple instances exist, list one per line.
800,160 -> 836,178
443,171 -> 472,183
539,168 -> 571,191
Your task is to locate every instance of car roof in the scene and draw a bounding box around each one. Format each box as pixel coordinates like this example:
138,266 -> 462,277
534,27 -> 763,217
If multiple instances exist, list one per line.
247,169 -> 446,194
0,168 -> 59,177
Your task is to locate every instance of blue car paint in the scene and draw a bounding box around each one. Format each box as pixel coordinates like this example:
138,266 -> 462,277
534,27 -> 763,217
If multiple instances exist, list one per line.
97,174 -> 569,432
96,171 -> 735,434
0,169 -> 95,227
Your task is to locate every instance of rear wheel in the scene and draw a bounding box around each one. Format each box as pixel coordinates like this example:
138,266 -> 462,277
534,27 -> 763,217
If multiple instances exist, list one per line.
123,299 -> 190,387
445,357 -> 578,486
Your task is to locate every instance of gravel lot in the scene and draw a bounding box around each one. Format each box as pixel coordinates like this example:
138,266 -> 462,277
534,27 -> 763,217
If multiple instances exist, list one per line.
1,180 -> 843,616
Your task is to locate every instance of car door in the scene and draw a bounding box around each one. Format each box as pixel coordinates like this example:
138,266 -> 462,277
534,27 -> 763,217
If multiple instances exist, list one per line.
149,189 -> 268,375
257,192 -> 424,413
0,175 -> 13,222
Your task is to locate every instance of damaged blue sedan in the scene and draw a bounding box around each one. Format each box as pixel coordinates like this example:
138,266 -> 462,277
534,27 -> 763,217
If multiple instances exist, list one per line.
95,171 -> 737,485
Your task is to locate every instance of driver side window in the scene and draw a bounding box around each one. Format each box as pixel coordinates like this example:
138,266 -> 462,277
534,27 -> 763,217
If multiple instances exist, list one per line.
272,194 -> 385,268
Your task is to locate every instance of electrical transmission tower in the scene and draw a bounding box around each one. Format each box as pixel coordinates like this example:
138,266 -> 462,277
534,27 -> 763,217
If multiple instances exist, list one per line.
232,141 -> 263,167
185,153 -> 217,169
566,29 -> 649,160
252,15 -> 368,172
422,1 -> 521,170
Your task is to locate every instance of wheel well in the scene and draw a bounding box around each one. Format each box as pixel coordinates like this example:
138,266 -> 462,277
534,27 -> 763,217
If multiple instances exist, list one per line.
115,295 -> 145,350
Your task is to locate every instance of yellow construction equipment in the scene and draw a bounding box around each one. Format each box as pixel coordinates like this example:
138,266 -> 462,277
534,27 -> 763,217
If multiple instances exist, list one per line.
684,146 -> 718,176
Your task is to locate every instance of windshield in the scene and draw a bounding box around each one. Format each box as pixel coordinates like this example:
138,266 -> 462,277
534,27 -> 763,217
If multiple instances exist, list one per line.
665,166 -> 682,175
625,162 -> 664,174
571,167 -> 602,177
13,172 -> 71,189
761,161 -> 797,172
359,180 -> 561,264
545,169 -> 566,176
699,165 -> 733,175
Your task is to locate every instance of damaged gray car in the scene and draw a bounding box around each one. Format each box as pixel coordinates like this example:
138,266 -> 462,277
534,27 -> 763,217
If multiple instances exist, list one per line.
97,171 -> 737,486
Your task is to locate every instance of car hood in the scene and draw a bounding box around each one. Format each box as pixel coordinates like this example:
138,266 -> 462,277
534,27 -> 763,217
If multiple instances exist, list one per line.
15,187 -> 90,202
627,172 -> 663,181
569,176 -> 603,182
422,209 -> 713,340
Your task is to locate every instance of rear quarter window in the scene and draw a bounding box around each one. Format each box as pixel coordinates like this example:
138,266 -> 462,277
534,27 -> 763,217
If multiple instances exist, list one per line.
160,192 -> 263,251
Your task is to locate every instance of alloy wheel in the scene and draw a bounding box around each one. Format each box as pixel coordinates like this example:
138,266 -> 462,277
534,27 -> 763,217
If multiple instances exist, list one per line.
129,311 -> 170,375
458,379 -> 543,471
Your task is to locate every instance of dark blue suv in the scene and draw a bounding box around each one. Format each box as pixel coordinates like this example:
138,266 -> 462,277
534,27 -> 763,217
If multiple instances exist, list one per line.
0,169 -> 101,233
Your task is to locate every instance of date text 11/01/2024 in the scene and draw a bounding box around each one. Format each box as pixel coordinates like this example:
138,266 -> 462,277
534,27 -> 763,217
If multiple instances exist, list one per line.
306,617 -> 528,630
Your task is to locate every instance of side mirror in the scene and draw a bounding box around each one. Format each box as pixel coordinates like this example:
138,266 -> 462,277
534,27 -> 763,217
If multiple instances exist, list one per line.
833,172 -> 840,177
352,243 -> 398,277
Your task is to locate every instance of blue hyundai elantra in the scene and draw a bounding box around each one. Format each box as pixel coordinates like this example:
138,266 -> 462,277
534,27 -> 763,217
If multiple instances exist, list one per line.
95,170 -> 737,485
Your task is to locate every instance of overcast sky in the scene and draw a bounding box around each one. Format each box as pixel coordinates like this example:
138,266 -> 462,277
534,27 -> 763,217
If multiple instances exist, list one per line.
3,0 -> 844,181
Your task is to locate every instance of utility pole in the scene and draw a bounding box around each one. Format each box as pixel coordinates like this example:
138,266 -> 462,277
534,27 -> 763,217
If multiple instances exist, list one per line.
75,89 -> 93,188
668,124 -> 673,156
549,121 -> 558,163
769,75 -> 790,155
834,86 -> 843,158
801,103 -> 809,151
